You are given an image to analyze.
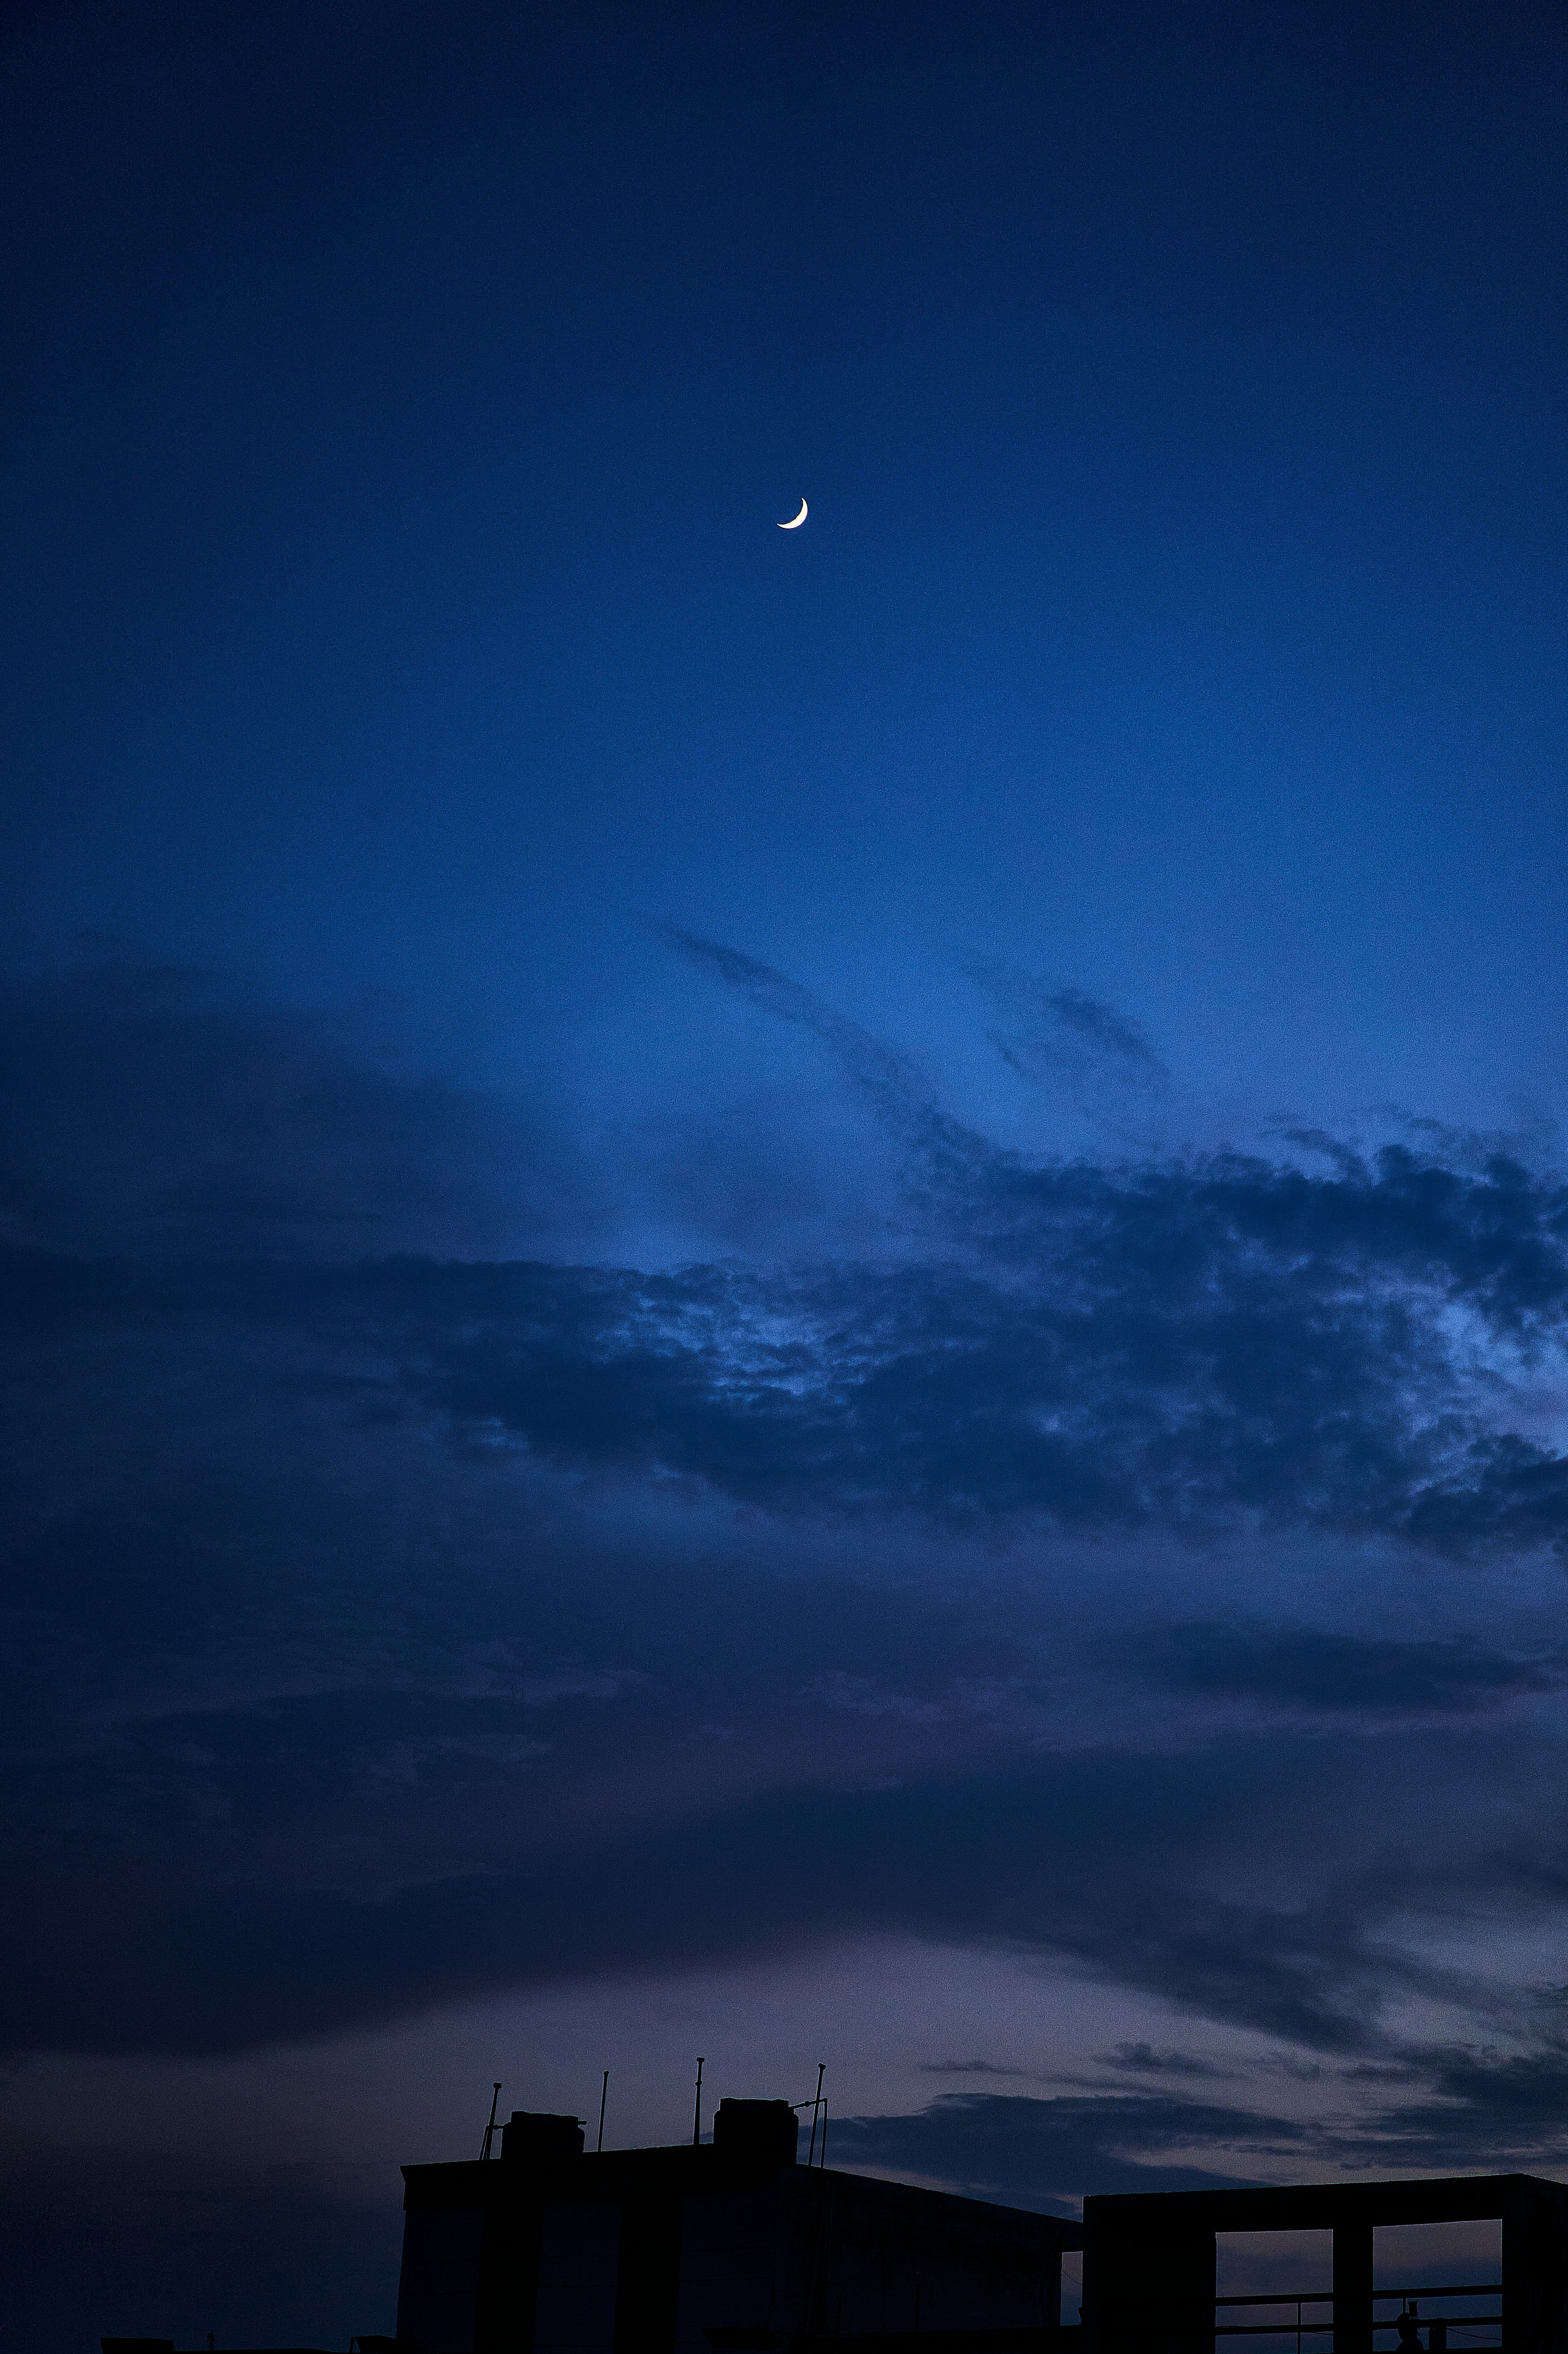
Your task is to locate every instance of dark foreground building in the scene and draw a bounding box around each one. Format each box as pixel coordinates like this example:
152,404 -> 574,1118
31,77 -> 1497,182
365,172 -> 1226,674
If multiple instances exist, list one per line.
1081,2171 -> 1559,2351
395,2099 -> 1078,2354
107,2127 -> 1562,2352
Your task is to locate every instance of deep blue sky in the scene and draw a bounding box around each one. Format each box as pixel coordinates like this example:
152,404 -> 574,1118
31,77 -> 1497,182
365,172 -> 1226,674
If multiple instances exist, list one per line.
3,5 -> 1568,2350
6,0 -> 1568,1117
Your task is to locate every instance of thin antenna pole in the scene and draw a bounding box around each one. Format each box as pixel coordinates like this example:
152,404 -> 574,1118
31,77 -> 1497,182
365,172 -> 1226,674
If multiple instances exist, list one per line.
693,2056 -> 706,2146
819,2096 -> 827,2169
807,2063 -> 825,2167
597,2070 -> 609,2154
480,2083 -> 503,2162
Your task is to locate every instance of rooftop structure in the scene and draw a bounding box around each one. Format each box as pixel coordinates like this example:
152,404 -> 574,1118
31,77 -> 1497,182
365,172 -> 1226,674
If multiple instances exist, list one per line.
396,2098 -> 1079,2354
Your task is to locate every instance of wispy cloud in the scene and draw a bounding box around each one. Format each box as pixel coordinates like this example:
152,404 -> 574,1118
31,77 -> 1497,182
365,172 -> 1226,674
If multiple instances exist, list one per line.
665,929 -> 993,1195
921,2059 -> 1041,2078
1101,2042 -> 1236,2079
964,959 -> 1170,1102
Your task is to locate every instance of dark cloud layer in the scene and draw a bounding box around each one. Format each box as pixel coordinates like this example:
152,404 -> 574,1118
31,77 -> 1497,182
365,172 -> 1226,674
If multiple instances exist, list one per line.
6,951 -> 1568,1560
1143,1623 -> 1565,1715
833,2089 -> 1296,2205
6,952 -> 1568,2152
836,2040 -> 1568,2215
952,2044 -> 1568,2195
0,1755 -> 1338,2052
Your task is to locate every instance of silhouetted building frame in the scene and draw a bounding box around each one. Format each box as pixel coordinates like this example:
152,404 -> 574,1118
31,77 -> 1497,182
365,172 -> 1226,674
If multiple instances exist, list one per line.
1081,2173 -> 1568,2353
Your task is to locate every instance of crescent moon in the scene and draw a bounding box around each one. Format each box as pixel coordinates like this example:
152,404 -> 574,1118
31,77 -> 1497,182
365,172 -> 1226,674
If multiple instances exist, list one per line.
778,498 -> 808,530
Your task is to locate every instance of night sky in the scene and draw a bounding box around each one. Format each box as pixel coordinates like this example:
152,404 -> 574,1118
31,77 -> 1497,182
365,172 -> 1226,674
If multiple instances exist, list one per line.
4,4 -> 1568,2348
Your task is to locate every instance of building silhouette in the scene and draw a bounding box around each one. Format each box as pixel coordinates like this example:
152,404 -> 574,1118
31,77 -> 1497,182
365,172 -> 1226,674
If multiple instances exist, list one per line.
396,2099 -> 1077,2354
106,2106 -> 1560,2351
1080,2171 -> 1552,2352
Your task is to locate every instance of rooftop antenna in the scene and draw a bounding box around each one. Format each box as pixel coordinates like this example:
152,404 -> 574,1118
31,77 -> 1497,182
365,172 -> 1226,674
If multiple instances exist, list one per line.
597,2070 -> 609,2154
693,2056 -> 706,2147
479,2083 -> 503,2162
806,2063 -> 825,2166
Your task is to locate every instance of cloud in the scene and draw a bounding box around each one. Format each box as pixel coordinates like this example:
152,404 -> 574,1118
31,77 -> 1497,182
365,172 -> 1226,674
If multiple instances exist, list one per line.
922,2059 -> 1039,2077
808,1672 -> 949,1722
0,1738 -> 1475,2056
6,948 -> 1568,2089
831,2090 -> 1300,2205
11,1147 -> 1567,1556
1142,1624 -> 1565,1716
835,2048 -> 1568,2209
964,960 -> 1170,1101
1369,2043 -> 1568,2160
8,948 -> 1568,1557
0,947 -> 587,1262
665,929 -> 992,1195
1101,2042 -> 1235,2079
